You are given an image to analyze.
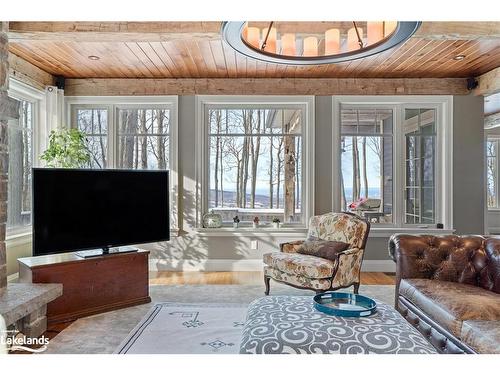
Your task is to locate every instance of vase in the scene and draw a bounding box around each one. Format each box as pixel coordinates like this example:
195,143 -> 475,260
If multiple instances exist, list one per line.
233,223 -> 239,228
272,222 -> 280,229
253,223 -> 258,229
202,211 -> 223,228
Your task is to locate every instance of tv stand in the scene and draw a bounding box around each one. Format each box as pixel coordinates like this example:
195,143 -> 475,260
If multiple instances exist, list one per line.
18,249 -> 150,323
75,245 -> 138,259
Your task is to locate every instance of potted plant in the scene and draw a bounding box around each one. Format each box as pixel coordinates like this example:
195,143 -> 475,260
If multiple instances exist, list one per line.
233,215 -> 240,228
272,217 -> 281,229
252,216 -> 260,229
40,128 -> 91,168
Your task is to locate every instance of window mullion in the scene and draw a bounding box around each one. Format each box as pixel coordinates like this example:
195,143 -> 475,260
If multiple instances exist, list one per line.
108,105 -> 116,168
394,104 -> 404,228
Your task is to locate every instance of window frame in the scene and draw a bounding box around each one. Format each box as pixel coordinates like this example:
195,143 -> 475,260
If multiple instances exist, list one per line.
195,95 -> 315,230
339,103 -> 396,228
332,96 -> 453,232
66,96 -> 179,233
6,79 -> 45,237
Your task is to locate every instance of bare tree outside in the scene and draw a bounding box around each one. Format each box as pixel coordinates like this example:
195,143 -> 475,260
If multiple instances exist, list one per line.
76,108 -> 108,168
7,100 -> 33,230
76,107 -> 171,172
208,108 -> 303,224
487,140 -> 497,208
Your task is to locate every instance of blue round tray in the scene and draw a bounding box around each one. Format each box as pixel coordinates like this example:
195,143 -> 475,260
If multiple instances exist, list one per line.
313,292 -> 377,317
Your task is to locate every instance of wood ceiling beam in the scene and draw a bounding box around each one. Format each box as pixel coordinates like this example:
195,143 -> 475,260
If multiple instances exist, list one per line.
8,22 -> 222,42
474,67 -> 500,96
8,53 -> 54,90
8,21 -> 500,42
64,77 -> 468,96
414,22 -> 500,40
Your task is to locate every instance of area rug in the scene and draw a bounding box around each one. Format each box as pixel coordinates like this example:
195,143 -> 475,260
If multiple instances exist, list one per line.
43,284 -> 395,354
114,303 -> 247,354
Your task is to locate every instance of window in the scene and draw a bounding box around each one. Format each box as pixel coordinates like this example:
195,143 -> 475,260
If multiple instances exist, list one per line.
7,99 -> 34,231
76,108 -> 108,168
487,139 -> 498,209
73,104 -> 173,172
117,108 -> 170,170
68,97 -> 178,230
404,108 -> 436,224
198,97 -> 314,227
334,96 -> 452,230
340,107 -> 393,224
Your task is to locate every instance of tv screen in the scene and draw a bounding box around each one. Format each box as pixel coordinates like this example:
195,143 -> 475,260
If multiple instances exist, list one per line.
32,168 -> 170,256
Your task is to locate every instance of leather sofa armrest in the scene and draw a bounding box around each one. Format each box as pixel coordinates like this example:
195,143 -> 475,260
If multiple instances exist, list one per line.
279,240 -> 305,253
389,234 -> 439,281
389,234 -> 439,308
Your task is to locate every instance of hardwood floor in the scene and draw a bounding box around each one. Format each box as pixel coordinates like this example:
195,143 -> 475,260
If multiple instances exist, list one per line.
149,271 -> 395,286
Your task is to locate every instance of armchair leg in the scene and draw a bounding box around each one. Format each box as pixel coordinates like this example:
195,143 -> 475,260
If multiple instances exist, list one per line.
353,282 -> 360,294
264,276 -> 271,295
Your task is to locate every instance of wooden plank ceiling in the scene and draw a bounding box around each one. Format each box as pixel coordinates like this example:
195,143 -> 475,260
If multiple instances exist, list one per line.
8,22 -> 500,79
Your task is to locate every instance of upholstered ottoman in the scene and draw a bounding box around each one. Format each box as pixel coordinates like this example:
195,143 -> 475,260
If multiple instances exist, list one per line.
239,295 -> 437,354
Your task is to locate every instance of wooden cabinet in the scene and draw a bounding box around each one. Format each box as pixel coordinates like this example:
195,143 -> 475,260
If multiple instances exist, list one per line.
18,250 -> 151,323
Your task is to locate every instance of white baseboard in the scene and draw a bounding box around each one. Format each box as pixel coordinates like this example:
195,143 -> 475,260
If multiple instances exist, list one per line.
150,259 -> 395,273
7,273 -> 19,283
360,260 -> 395,273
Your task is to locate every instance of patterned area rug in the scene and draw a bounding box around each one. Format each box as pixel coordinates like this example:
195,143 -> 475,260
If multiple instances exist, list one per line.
43,284 -> 395,354
240,296 -> 436,354
115,303 -> 247,354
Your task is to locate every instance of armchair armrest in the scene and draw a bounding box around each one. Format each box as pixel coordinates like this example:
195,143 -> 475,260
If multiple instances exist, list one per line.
331,247 -> 364,288
279,240 -> 305,253
339,247 -> 363,257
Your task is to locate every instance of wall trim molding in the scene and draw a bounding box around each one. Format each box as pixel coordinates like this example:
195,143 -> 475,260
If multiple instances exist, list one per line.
149,258 -> 396,273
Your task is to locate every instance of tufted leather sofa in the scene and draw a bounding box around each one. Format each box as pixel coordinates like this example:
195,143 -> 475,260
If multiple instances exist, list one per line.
389,234 -> 500,354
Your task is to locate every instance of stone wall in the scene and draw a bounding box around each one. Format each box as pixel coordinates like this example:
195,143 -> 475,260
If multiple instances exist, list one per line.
0,22 -> 19,294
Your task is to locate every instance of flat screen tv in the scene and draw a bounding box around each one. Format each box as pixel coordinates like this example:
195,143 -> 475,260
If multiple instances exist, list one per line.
32,168 -> 170,257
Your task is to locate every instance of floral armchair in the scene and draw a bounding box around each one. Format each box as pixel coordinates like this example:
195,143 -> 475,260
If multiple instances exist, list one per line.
263,212 -> 370,295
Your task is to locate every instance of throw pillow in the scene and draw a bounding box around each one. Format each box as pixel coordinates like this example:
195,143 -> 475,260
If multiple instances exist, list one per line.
297,238 -> 350,261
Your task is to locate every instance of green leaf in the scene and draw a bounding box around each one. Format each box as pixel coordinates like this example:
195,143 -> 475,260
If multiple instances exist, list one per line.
40,128 -> 92,168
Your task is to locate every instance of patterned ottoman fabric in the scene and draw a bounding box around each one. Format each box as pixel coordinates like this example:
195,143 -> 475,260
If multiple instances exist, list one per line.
239,296 -> 437,354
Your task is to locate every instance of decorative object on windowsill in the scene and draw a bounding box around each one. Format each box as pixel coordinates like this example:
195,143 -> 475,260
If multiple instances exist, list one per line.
40,128 -> 91,168
253,216 -> 260,229
313,292 -> 377,317
202,210 -> 223,228
272,217 -> 281,229
233,215 -> 240,228
221,21 -> 420,65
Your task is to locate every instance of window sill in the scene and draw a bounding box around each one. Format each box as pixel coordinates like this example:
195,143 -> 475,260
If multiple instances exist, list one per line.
196,227 -> 308,237
195,226 -> 454,238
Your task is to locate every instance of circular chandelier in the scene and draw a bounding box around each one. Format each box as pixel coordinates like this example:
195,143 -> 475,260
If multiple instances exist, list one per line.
221,21 -> 421,65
